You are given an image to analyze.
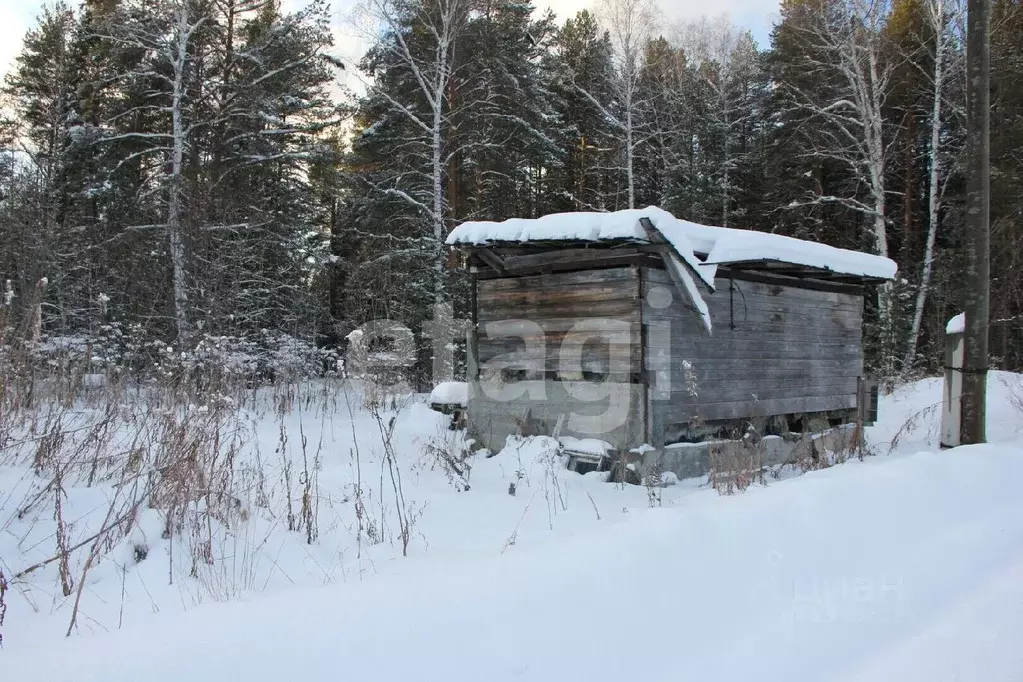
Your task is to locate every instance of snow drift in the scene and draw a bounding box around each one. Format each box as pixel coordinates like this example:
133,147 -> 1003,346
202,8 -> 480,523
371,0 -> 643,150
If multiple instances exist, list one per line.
2,374 -> 1022,681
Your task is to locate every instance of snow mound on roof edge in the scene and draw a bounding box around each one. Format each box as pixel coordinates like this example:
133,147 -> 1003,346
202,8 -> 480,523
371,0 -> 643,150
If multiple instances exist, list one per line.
446,207 -> 897,281
447,207 -> 716,288
429,381 -> 468,407
947,312 -> 966,334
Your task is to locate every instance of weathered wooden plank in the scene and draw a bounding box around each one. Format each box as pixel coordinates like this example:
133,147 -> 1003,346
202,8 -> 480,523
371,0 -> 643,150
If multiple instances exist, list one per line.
481,293 -> 639,311
650,376 -> 864,399
643,306 -> 864,329
476,247 -> 508,275
480,292 -> 638,316
650,357 -> 859,374
476,361 -> 641,375
479,303 -> 640,322
479,287 -> 638,308
479,316 -> 640,336
711,301 -> 863,322
723,317 -> 863,333
643,267 -> 866,302
659,377 -> 858,402
648,357 -> 863,372
721,270 -> 866,296
478,267 -> 639,292
502,247 -> 641,268
702,301 -> 863,322
643,329 -> 862,349
480,248 -> 658,276
480,333 -> 641,351
477,338 -> 640,355
644,337 -> 863,353
644,310 -> 864,335
467,380 -> 647,450
467,327 -> 479,380
639,218 -> 713,336
657,393 -> 858,424
476,355 -> 860,382
643,291 -> 863,324
480,281 -> 638,303
665,355 -> 861,369
646,293 -> 864,316
722,290 -> 864,312
715,277 -> 863,303
477,336 -> 641,363
476,347 -> 641,369
644,337 -> 861,353
487,241 -> 639,256
658,366 -> 862,384
645,362 -> 864,380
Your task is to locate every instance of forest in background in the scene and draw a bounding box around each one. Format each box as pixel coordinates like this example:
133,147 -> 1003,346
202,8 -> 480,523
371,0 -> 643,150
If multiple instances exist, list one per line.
1,0 -> 1022,383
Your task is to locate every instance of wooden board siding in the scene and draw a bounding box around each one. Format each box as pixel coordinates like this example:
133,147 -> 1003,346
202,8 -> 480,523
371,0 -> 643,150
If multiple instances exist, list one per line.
466,381 -> 647,452
475,267 -> 642,377
467,257 -> 867,450
642,267 -> 863,440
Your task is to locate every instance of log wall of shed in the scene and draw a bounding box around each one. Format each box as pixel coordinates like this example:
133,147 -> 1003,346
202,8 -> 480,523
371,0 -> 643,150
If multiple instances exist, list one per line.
475,267 -> 643,377
470,267 -> 646,450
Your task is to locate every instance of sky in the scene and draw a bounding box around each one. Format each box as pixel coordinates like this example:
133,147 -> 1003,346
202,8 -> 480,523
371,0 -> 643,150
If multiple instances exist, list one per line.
0,0 -> 782,88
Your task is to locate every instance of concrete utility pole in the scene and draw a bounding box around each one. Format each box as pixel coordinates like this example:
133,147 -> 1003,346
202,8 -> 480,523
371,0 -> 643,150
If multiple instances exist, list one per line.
961,0 -> 991,444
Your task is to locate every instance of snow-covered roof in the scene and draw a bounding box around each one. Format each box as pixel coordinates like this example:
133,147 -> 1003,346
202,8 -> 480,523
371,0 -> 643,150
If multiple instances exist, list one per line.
558,436 -> 614,457
428,381 -> 468,407
446,207 -> 897,282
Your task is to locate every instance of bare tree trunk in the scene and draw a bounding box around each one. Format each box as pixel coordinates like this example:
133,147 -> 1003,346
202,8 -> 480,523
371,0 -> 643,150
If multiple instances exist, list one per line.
360,0 -> 462,307
906,0 -> 949,369
433,105 -> 445,304
870,134 -> 893,376
168,5 -> 192,342
781,0 -> 896,374
625,104 -> 635,209
721,111 -> 730,228
594,0 -> 654,211
961,0 -> 990,444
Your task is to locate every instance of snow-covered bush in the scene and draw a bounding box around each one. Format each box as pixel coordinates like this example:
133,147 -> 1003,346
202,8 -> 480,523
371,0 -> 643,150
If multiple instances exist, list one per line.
151,331 -> 339,386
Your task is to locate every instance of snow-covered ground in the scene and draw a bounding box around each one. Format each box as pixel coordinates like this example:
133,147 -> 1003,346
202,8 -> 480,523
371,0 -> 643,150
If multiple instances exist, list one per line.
2,372 -> 1022,680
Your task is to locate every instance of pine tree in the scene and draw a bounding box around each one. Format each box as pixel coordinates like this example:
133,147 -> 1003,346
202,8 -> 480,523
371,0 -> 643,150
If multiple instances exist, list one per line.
2,2 -> 91,330
457,1 -> 564,221
197,0 -> 344,336
548,10 -> 620,211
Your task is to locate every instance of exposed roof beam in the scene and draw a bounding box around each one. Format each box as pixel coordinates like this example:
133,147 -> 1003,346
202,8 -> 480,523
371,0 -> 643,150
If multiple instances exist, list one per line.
639,217 -> 712,335
475,247 -> 507,275
638,218 -> 714,293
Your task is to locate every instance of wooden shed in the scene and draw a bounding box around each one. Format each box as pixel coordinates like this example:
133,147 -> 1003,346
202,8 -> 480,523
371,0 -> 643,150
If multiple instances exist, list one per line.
446,208 -> 896,457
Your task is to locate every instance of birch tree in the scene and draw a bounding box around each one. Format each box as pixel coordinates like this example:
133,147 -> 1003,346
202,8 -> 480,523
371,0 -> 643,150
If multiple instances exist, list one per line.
785,0 -> 896,255
571,0 -> 657,209
88,0 -> 342,341
355,0 -> 468,306
779,0 -> 900,372
904,0 -> 966,368
94,0 -> 210,341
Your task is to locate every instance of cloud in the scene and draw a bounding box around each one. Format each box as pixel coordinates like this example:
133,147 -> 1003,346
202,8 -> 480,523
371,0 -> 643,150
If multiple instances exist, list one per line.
0,1 -> 42,83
